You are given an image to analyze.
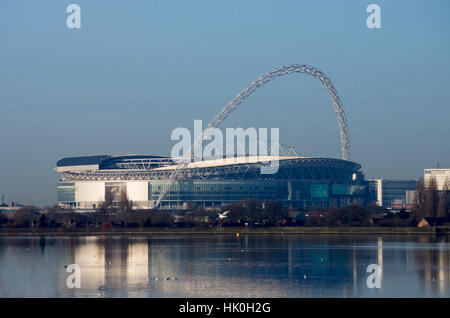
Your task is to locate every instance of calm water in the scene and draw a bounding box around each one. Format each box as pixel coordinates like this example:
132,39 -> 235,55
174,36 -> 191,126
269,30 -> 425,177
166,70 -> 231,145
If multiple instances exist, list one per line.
0,234 -> 449,297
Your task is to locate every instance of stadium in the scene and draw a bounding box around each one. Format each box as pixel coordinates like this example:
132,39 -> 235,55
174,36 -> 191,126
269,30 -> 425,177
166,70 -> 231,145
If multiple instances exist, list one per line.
55,64 -> 367,211
55,154 -> 365,210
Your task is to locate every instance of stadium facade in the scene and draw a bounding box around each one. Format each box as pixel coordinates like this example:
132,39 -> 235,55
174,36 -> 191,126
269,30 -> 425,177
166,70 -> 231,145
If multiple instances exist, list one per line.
55,154 -> 368,211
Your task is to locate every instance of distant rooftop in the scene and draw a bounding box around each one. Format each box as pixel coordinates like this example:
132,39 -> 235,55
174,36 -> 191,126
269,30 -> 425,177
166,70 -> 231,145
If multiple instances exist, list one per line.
56,154 -> 170,167
56,155 -> 112,167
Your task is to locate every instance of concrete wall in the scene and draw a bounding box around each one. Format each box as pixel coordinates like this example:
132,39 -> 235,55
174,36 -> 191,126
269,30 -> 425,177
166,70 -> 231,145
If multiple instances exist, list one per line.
127,181 -> 149,202
75,181 -> 105,203
71,181 -> 150,210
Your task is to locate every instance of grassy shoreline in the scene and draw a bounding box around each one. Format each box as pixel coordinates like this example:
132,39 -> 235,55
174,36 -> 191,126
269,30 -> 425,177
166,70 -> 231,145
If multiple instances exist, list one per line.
0,226 -> 449,236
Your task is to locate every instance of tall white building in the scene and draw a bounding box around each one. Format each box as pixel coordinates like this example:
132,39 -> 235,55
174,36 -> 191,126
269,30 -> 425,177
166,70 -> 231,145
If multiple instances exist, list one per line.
424,168 -> 450,190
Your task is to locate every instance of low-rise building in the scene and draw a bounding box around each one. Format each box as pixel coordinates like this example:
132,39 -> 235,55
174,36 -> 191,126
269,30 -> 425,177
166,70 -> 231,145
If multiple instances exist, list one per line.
367,179 -> 417,210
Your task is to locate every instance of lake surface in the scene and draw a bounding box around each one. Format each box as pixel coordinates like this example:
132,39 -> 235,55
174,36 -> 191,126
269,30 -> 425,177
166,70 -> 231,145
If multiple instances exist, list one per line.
0,234 -> 449,297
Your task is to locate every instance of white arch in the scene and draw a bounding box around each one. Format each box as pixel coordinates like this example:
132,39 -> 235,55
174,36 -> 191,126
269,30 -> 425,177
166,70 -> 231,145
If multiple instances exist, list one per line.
155,64 -> 351,208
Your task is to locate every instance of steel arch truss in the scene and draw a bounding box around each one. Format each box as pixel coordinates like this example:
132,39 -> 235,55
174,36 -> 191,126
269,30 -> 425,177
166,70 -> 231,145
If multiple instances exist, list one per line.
155,64 -> 351,208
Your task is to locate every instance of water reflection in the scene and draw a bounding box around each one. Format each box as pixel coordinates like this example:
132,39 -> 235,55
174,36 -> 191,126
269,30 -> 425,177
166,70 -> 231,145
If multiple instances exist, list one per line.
413,236 -> 450,297
0,235 -> 449,297
378,237 -> 383,284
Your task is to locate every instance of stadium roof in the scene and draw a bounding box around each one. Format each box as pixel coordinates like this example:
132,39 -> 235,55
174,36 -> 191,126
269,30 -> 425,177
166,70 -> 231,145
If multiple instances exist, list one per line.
56,155 -> 112,167
56,154 -> 170,168
55,154 -> 361,182
154,155 -> 302,170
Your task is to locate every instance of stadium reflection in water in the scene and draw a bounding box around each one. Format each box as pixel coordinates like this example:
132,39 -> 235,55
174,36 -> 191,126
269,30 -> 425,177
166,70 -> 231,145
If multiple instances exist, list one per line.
0,235 -> 449,297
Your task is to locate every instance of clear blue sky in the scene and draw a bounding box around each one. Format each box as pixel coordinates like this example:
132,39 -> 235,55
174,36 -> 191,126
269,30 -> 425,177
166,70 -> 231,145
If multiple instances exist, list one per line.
0,0 -> 449,206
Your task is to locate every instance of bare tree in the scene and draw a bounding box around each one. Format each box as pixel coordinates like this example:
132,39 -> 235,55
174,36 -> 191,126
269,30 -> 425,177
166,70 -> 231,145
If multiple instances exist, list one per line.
424,176 -> 439,217
95,191 -> 115,226
97,189 -> 115,214
414,177 -> 426,220
437,177 -> 449,217
12,206 -> 39,227
118,189 -> 133,213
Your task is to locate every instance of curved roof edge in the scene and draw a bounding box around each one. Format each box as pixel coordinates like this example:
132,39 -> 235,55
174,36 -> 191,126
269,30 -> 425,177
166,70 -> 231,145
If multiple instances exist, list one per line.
56,155 -> 112,167
56,154 -> 169,167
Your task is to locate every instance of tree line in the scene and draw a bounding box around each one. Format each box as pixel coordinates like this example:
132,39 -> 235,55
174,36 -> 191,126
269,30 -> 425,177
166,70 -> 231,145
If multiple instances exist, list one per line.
0,178 -> 448,229
414,176 -> 449,219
